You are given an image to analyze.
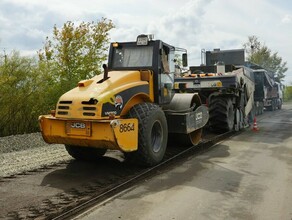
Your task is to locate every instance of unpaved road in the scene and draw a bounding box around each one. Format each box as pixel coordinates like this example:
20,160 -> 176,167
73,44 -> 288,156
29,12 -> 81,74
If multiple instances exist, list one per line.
77,104 -> 292,220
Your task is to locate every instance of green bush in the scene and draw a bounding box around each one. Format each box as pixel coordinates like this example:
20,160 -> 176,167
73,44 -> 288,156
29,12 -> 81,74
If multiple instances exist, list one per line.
0,52 -> 41,136
284,86 -> 292,102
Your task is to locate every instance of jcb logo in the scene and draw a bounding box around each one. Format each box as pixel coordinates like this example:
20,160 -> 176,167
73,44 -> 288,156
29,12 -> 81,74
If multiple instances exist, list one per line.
71,122 -> 86,129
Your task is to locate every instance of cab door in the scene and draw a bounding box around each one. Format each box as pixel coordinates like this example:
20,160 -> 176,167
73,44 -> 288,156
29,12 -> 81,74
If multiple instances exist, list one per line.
158,45 -> 175,105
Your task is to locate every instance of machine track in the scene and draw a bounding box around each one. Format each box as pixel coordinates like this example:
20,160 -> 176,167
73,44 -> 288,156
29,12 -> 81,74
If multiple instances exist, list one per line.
0,131 -> 236,220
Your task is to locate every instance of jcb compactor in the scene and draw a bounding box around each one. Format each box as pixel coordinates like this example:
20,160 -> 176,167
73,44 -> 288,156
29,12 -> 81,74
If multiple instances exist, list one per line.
39,35 -> 209,166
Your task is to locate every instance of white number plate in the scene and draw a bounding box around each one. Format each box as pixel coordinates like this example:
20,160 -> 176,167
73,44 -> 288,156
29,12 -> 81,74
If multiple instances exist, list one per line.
65,121 -> 91,136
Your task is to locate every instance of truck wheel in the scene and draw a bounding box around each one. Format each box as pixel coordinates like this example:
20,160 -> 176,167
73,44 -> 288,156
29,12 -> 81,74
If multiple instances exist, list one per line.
271,100 -> 275,111
272,100 -> 277,111
234,108 -> 244,131
257,106 -> 260,115
209,97 -> 234,133
248,105 -> 256,126
125,103 -> 168,166
260,103 -> 264,114
278,100 -> 282,109
65,145 -> 107,161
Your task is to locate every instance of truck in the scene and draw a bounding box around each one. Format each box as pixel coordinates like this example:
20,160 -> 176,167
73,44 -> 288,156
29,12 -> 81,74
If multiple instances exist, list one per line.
173,49 -> 255,133
39,34 -> 209,166
266,82 -> 283,110
247,62 -> 283,114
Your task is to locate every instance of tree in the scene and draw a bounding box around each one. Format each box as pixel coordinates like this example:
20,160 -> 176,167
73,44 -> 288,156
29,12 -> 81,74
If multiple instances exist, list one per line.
0,51 -> 42,136
0,18 -> 115,136
38,18 -> 115,93
243,36 -> 288,82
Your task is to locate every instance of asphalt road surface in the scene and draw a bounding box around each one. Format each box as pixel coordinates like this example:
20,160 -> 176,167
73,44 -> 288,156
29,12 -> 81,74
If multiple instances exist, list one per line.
76,104 -> 292,220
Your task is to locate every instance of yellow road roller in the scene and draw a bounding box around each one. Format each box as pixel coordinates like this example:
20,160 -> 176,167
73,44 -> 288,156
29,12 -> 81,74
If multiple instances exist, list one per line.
39,34 -> 209,166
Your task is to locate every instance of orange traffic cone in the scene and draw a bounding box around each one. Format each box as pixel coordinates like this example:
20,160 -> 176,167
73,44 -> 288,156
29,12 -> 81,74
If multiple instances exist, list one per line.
252,117 -> 259,131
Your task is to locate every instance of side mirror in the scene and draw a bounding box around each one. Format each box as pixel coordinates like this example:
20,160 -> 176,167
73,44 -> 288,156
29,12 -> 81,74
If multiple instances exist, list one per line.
182,53 -> 188,67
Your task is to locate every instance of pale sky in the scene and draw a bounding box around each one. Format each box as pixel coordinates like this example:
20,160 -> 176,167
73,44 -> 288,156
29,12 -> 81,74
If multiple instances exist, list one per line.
0,0 -> 291,84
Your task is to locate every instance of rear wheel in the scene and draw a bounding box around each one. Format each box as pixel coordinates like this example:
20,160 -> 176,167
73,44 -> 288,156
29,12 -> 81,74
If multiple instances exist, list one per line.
234,108 -> 244,131
259,102 -> 264,114
65,145 -> 107,161
125,103 -> 168,166
209,97 -> 234,133
271,100 -> 275,111
248,104 -> 256,126
278,100 -> 282,109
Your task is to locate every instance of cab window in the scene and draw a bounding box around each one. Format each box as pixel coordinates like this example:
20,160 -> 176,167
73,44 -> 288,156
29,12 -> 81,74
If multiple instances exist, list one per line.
112,46 -> 153,68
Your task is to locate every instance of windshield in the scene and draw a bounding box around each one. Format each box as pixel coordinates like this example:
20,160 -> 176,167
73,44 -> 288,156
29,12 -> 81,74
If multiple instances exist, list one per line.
112,46 -> 153,68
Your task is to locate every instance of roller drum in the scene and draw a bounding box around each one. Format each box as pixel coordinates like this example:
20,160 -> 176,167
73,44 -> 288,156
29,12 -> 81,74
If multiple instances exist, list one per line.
164,93 -> 203,146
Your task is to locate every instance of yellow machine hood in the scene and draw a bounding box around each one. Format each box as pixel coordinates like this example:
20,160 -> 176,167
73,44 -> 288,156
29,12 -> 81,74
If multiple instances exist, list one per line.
55,70 -> 149,119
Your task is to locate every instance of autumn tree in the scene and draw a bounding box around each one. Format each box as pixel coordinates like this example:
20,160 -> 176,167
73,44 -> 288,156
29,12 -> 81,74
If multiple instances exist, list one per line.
0,18 -> 115,136
38,18 -> 115,94
0,51 -> 42,136
243,36 -> 288,82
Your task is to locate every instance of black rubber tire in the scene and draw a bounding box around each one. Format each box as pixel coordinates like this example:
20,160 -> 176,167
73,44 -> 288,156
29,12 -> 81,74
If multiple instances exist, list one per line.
65,145 -> 107,161
125,103 -> 168,167
208,97 -> 234,133
278,100 -> 282,110
248,105 -> 256,126
273,100 -> 277,111
260,103 -> 264,114
272,100 -> 275,111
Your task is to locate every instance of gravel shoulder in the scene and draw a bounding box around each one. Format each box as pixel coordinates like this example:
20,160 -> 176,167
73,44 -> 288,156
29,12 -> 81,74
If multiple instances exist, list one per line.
0,133 -> 72,177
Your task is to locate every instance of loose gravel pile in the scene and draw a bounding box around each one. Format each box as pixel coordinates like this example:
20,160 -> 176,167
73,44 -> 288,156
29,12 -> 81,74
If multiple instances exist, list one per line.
0,133 -> 49,154
0,133 -> 72,177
